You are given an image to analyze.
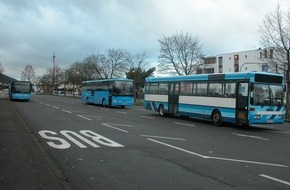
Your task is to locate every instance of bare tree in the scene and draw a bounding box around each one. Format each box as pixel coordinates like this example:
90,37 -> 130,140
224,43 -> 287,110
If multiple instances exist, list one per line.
125,50 -> 148,69
83,53 -> 108,79
106,48 -> 128,78
21,64 -> 36,81
0,62 -> 4,73
38,66 -> 64,92
158,32 -> 204,75
259,3 -> 290,118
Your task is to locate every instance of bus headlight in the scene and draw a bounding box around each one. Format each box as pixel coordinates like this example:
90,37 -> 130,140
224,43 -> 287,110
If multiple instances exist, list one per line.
278,114 -> 283,119
254,114 -> 261,119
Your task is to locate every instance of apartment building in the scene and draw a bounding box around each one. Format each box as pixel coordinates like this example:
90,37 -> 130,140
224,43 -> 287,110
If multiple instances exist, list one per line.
203,48 -> 274,74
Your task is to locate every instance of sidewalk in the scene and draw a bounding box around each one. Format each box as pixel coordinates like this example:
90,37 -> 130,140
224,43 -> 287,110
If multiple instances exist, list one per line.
0,94 -> 69,190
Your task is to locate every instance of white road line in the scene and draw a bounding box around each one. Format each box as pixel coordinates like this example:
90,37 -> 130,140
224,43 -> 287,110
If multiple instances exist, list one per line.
147,138 -> 207,158
147,138 -> 288,168
232,133 -> 269,141
206,156 -> 287,168
81,115 -> 102,119
174,122 -> 195,127
105,123 -> 134,127
62,109 -> 72,114
77,115 -> 92,121
141,135 -> 185,141
267,131 -> 290,134
116,111 -> 127,114
140,116 -> 155,119
102,123 -> 128,133
259,174 -> 290,186
52,106 -> 60,109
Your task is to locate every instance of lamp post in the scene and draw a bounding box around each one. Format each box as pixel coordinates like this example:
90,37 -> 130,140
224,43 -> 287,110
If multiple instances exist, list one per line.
52,52 -> 56,92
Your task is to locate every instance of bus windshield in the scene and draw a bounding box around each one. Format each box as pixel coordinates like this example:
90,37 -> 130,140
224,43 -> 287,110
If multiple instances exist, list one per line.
252,84 -> 283,106
12,82 -> 31,94
112,81 -> 134,95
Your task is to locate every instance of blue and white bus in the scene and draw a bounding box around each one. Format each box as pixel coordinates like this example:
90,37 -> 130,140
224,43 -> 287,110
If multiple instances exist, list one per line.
144,72 -> 285,126
81,78 -> 134,108
9,81 -> 32,101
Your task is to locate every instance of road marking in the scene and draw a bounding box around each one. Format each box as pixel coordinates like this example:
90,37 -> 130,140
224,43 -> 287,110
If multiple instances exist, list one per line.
102,123 -> 128,133
232,133 -> 269,141
267,131 -> 290,134
52,106 -> 60,110
105,123 -> 134,127
62,109 -> 72,114
77,115 -> 92,121
259,174 -> 290,186
140,116 -> 155,119
174,122 -> 195,127
141,135 -> 185,141
39,130 -> 124,149
147,138 -> 288,168
116,111 -> 127,114
148,138 -> 206,158
82,115 -> 102,119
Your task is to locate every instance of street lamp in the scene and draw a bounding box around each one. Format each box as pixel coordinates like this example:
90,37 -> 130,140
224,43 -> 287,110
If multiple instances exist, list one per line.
52,52 -> 56,92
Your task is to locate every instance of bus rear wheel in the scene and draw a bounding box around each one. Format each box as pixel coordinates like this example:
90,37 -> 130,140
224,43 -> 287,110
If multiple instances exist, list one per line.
212,110 -> 222,126
158,104 -> 166,116
102,99 -> 106,107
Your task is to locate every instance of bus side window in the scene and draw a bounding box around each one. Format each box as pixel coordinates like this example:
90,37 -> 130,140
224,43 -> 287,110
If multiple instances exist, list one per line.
225,83 -> 236,98
149,83 -> 159,94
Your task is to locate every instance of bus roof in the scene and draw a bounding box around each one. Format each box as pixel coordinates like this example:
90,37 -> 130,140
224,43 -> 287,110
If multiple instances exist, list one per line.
82,78 -> 133,84
11,80 -> 31,84
145,72 -> 284,83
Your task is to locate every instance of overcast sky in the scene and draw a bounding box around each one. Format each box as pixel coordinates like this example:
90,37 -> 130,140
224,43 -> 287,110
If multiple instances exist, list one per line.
0,0 -> 289,79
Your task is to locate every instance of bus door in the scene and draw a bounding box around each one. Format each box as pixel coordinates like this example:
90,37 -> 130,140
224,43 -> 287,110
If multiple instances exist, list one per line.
236,82 -> 249,124
168,83 -> 179,114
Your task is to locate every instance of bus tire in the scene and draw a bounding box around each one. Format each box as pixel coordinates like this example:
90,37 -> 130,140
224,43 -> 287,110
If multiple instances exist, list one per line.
212,109 -> 222,126
158,104 -> 166,116
102,99 -> 106,107
121,105 -> 125,108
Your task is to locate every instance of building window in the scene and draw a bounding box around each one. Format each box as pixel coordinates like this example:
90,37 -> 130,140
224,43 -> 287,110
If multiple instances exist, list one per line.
270,49 -> 273,59
264,50 -> 267,58
245,55 -> 247,58
218,57 -> 223,73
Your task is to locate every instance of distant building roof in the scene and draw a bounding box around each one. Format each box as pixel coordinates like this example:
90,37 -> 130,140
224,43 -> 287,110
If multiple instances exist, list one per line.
0,73 -> 16,84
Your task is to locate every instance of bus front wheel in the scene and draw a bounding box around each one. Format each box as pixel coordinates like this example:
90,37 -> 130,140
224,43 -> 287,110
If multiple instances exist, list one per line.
158,104 -> 166,116
212,110 -> 222,126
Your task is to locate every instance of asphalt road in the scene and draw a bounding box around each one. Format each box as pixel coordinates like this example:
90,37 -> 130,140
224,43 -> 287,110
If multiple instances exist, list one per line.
3,94 -> 290,189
